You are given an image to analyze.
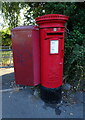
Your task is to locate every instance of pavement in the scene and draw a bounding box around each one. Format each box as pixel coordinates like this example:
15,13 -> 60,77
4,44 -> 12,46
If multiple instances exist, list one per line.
0,68 -> 84,118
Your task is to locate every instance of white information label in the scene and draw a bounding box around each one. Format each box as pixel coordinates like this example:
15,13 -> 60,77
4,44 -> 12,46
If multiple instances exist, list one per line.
50,40 -> 59,54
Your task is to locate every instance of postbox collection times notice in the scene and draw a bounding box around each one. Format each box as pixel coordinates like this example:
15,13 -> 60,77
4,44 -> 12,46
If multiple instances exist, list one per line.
50,40 -> 59,54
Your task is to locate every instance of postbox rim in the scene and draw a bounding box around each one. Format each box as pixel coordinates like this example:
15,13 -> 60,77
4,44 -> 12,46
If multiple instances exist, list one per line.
35,14 -> 69,22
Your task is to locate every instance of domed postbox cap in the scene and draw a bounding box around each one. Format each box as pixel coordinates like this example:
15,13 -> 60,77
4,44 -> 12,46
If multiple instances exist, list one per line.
35,14 -> 69,28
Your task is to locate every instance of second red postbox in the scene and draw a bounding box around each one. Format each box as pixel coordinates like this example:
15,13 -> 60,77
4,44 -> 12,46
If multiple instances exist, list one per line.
11,25 -> 40,86
36,14 -> 68,103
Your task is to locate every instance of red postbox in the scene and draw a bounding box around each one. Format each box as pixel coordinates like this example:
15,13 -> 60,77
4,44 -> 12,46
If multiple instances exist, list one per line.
35,14 -> 68,103
11,25 -> 40,86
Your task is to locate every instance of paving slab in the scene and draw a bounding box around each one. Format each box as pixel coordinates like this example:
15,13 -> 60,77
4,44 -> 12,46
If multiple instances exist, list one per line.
0,68 -> 84,118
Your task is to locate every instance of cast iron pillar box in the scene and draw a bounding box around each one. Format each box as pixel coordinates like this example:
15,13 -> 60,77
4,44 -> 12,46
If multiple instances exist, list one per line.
35,14 -> 68,103
11,25 -> 40,86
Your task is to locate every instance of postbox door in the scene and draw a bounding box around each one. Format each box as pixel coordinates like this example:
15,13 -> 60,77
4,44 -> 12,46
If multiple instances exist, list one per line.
40,29 -> 64,88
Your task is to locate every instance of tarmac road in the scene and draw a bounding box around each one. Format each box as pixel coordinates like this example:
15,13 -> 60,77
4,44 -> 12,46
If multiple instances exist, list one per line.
0,68 -> 84,119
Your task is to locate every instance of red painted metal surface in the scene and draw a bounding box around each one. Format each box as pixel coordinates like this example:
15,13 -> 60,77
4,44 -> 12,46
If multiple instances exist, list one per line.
11,25 -> 40,86
36,14 -> 68,88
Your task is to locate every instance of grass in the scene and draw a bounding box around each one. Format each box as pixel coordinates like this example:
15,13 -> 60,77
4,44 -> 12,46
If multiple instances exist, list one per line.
0,51 -> 13,66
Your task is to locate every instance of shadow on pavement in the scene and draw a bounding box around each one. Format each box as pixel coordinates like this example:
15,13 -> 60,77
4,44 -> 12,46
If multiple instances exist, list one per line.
1,71 -> 84,118
2,72 -> 15,90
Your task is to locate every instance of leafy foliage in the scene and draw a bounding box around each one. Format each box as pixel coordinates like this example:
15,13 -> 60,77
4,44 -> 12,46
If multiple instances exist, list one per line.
2,2 -> 29,29
64,31 -> 85,90
1,28 -> 11,46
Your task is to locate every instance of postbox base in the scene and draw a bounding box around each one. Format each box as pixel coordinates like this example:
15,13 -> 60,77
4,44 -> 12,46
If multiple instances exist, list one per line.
40,86 -> 62,104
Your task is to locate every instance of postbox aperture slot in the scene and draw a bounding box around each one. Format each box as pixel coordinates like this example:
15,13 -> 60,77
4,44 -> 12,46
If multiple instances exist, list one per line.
50,40 -> 59,54
47,33 -> 63,36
